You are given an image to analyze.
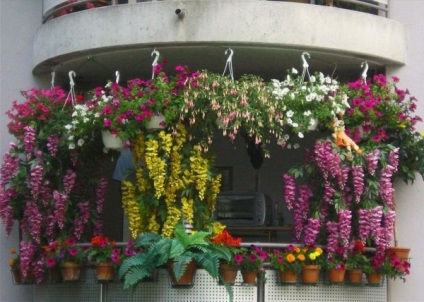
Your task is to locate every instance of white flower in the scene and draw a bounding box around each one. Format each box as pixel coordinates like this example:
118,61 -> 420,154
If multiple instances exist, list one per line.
77,139 -> 84,146
68,135 -> 74,140
83,117 -> 90,123
293,143 -> 300,149
64,124 -> 73,130
286,110 -> 294,118
283,134 -> 290,141
292,122 -> 299,128
304,110 -> 311,116
292,68 -> 298,74
298,132 -> 304,138
69,143 -> 75,150
310,75 -> 316,83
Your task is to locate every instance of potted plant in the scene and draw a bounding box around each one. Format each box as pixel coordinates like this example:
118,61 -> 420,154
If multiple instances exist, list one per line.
54,238 -> 85,281
8,247 -> 35,284
322,248 -> 346,284
269,245 -> 303,283
42,240 -> 63,283
211,229 -> 242,285
85,235 -> 122,281
345,241 -> 367,284
119,222 -> 228,289
234,245 -> 268,285
298,246 -> 323,284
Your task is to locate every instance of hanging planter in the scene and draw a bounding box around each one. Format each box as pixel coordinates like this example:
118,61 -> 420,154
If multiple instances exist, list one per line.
278,269 -> 298,284
146,113 -> 166,131
366,272 -> 382,286
327,268 -> 345,283
101,130 -> 124,150
61,262 -> 82,282
241,270 -> 258,285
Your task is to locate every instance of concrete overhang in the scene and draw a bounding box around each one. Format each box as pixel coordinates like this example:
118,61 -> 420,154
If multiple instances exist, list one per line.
33,1 -> 406,86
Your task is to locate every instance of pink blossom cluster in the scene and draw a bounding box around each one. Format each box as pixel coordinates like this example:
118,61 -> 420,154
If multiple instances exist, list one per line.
63,169 -> 76,195
325,210 -> 352,258
29,165 -> 43,198
47,134 -> 60,156
365,149 -> 380,176
351,166 -> 364,203
93,178 -> 108,235
0,143 -> 19,186
379,166 -> 396,210
19,240 -> 37,279
293,185 -> 312,242
53,191 -> 68,230
23,201 -> 43,244
304,218 -> 321,246
282,174 -> 296,210
388,148 -> 399,172
73,201 -> 90,240
23,126 -> 36,155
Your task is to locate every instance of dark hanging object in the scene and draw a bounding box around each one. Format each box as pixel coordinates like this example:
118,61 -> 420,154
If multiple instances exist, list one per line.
246,139 -> 263,169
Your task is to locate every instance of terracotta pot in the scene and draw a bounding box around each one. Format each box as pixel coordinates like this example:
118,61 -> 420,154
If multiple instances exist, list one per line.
366,272 -> 382,285
241,270 -> 258,285
167,260 -> 197,287
101,130 -> 124,150
301,265 -> 320,284
325,0 -> 334,6
61,262 -> 82,281
327,268 -> 345,283
346,269 -> 363,284
11,268 -> 35,284
96,262 -> 115,281
386,247 -> 410,272
11,268 -> 22,284
219,263 -> 238,284
279,269 -> 298,283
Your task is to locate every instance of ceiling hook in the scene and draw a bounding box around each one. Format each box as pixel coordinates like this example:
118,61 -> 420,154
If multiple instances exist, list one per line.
301,52 -> 311,84
330,63 -> 337,79
115,71 -> 120,84
50,68 -> 56,89
151,48 -> 160,79
361,61 -> 369,84
68,70 -> 76,87
223,47 -> 234,81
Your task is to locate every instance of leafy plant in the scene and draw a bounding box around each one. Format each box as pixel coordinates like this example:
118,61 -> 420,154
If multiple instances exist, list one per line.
234,245 -> 268,271
85,235 -> 122,264
269,245 -> 304,273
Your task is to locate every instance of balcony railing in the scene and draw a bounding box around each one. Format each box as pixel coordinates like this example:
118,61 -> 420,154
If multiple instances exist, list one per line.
42,0 -> 389,23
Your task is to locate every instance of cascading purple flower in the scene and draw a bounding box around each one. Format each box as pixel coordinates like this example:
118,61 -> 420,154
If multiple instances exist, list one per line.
326,220 -> 339,256
0,189 -> 15,235
29,165 -> 43,198
351,166 -> 364,203
379,166 -> 395,210
19,240 -> 37,279
369,206 -> 383,239
24,201 -> 43,244
365,149 -> 379,176
53,190 -> 68,229
63,169 -> 76,195
23,126 -> 36,156
358,208 -> 370,243
388,148 -> 399,173
0,143 -> 19,186
382,210 -> 396,250
282,174 -> 296,211
46,134 -> 60,156
293,185 -> 312,241
338,210 -> 352,257
73,201 -> 90,240
34,258 -> 45,284
304,218 -> 321,246
93,178 -> 108,235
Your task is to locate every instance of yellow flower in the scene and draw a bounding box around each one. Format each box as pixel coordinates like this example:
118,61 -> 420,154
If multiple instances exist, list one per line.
309,253 -> 317,261
9,259 -> 15,267
315,247 -> 323,255
211,222 -> 226,236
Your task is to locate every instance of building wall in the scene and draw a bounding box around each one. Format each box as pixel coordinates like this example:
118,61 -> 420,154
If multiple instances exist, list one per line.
386,1 -> 424,301
0,1 -> 423,301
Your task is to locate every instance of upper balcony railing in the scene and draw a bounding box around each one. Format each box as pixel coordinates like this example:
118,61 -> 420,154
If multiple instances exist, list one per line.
42,0 -> 389,23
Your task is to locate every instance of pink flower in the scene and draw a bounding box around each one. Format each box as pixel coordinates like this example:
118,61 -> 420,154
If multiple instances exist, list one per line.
46,258 -> 56,267
234,254 -> 243,264
68,247 -> 78,257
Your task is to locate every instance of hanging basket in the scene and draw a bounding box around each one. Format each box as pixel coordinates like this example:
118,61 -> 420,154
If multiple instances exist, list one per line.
11,268 -> 35,285
95,262 -> 115,282
346,269 -> 363,284
146,113 -> 166,131
219,263 -> 238,285
167,260 -> 197,288
101,131 -> 124,150
301,265 -> 320,284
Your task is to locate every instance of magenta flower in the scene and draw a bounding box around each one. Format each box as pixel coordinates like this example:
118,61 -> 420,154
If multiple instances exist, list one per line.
234,254 -> 243,264
46,258 -> 56,267
68,247 -> 78,256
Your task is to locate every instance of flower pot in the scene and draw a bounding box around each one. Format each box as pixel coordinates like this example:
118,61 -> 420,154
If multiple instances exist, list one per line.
301,265 -> 320,284
219,263 -> 238,284
386,247 -> 410,272
366,272 -> 382,286
11,268 -> 35,285
241,270 -> 258,285
346,269 -> 363,284
61,262 -> 82,281
95,262 -> 115,281
167,260 -> 197,287
146,113 -> 166,131
327,268 -> 345,283
101,131 -> 124,150
278,269 -> 298,283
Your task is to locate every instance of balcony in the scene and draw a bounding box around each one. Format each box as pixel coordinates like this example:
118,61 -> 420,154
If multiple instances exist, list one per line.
35,0 -> 404,87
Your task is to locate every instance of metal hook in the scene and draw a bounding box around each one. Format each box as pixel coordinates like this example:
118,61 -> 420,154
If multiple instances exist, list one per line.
361,61 -> 369,83
223,48 -> 234,81
151,49 -> 160,79
301,52 -> 310,69
300,52 -> 311,84
115,71 -> 120,84
68,70 -> 76,87
50,68 -> 56,89
330,63 -> 337,79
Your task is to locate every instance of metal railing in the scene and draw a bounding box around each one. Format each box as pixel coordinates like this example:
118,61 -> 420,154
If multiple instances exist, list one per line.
42,0 -> 389,23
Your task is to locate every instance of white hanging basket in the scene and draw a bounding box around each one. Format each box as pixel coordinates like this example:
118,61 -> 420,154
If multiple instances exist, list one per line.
101,131 -> 124,150
147,113 -> 166,131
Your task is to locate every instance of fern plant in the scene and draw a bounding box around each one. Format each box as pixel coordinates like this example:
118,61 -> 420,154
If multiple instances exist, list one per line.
119,222 -> 235,300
